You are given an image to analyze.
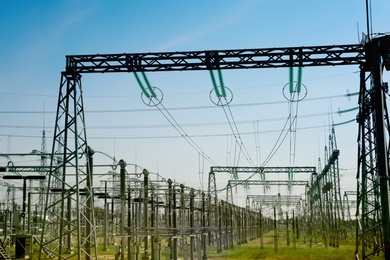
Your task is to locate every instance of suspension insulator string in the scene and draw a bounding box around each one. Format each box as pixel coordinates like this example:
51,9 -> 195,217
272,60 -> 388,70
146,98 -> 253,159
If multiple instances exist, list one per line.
133,72 -> 150,98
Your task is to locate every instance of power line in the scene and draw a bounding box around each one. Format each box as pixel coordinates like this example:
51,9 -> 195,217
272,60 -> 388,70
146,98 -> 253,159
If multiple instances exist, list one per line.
153,101 -> 219,166
222,101 -> 255,167
0,120 -> 356,140
0,91 -> 358,114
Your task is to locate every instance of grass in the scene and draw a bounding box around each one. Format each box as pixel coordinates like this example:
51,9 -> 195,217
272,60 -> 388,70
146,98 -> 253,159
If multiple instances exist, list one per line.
206,242 -> 357,260
21,230 -> 385,259
204,231 -> 359,260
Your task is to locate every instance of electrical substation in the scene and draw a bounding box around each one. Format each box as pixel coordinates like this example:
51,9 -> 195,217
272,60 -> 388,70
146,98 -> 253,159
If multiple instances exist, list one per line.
1,13 -> 390,260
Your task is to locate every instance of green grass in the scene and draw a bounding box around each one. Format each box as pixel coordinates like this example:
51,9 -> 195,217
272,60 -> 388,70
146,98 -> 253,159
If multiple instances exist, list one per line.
204,231 -> 359,260
24,231 -> 385,259
206,243 -> 357,260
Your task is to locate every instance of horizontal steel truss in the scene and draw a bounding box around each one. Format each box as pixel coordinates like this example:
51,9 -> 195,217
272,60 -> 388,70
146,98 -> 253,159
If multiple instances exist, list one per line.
227,180 -> 308,186
65,44 -> 364,73
7,165 -> 50,172
211,166 -> 316,174
247,195 -> 302,205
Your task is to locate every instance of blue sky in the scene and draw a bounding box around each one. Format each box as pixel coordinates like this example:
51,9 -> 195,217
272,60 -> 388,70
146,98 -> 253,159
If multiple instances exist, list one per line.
0,0 -> 389,206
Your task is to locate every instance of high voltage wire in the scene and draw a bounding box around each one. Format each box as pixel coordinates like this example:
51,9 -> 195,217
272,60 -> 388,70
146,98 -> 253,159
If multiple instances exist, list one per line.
0,108 -> 357,131
0,120 -> 356,139
152,101 -> 218,166
209,68 -> 255,167
0,92 -> 358,114
133,71 -> 219,166
0,108 -> 355,130
215,108 -> 347,193
222,101 -> 255,167
260,115 -> 294,168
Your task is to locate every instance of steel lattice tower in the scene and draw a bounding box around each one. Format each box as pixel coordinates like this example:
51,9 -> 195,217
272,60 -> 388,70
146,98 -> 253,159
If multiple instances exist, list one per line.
39,72 -> 97,260
38,128 -> 47,222
355,37 -> 390,259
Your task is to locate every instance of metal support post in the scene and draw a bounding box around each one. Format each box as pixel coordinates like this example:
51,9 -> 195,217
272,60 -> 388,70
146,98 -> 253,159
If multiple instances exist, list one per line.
142,169 -> 149,260
190,189 -> 195,260
217,201 -> 222,253
119,160 -> 127,260
371,38 -> 390,258
260,209 -> 263,249
274,206 -> 278,253
172,185 -> 178,260
150,189 -> 155,260
166,179 -> 173,260
292,211 -> 296,250
286,212 -> 290,246
103,181 -> 108,251
202,192 -> 208,260
85,146 -> 94,260
27,192 -> 31,234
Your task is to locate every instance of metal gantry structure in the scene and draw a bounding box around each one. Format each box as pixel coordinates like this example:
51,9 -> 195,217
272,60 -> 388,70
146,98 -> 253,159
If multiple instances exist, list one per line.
355,36 -> 390,259
308,127 -> 345,248
41,34 -> 390,259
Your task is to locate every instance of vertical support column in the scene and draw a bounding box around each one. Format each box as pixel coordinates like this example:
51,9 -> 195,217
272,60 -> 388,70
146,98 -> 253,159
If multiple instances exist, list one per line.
150,188 -> 155,260
292,210 -> 296,249
202,192 -> 208,260
40,71 -> 97,260
27,192 -> 31,234
217,201 -> 222,253
229,204 -> 234,247
180,184 -> 185,252
67,193 -> 72,254
371,38 -> 390,258
119,160 -> 127,260
259,209 -> 263,249
223,202 -> 228,250
207,170 -> 217,248
274,206 -> 278,253
189,189 -> 195,260
286,212 -> 290,246
142,169 -> 149,260
85,146 -> 94,260
172,185 -> 178,260
103,181 -> 108,251
128,188 -> 132,259
356,36 -> 390,259
167,179 -> 173,260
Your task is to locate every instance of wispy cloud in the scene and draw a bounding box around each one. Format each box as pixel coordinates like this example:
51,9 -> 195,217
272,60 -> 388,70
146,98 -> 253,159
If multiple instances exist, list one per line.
158,0 -> 263,51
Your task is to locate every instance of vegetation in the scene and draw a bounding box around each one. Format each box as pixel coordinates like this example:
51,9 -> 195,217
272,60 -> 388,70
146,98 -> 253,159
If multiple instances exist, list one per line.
203,231 -> 357,260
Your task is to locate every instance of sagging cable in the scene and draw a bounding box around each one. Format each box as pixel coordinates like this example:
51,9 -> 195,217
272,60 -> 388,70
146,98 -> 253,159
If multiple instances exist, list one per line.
333,119 -> 355,126
338,107 -> 358,115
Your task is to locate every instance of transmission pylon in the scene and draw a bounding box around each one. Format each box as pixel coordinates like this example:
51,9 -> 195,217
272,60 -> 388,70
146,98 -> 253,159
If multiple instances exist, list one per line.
327,127 -> 344,247
39,71 -> 97,260
355,36 -> 390,259
37,128 -> 47,222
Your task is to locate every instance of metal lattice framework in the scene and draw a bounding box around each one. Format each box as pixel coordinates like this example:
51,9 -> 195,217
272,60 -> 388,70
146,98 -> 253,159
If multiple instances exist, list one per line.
226,180 -> 309,205
209,166 -> 315,206
40,73 -> 97,260
42,35 -> 390,259
308,127 -> 345,248
355,36 -> 390,259
65,44 -> 364,73
247,194 -> 302,207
